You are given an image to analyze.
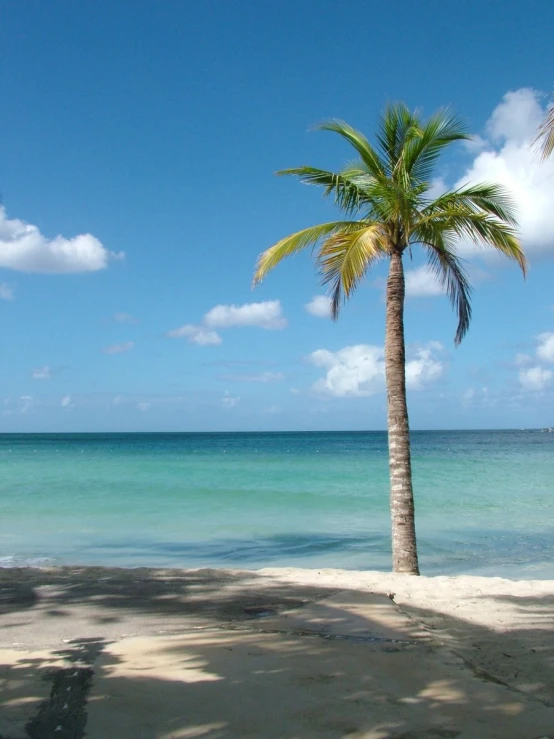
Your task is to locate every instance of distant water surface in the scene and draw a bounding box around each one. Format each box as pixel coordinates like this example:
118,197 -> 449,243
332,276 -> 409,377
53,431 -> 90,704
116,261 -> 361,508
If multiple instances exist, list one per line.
0,430 -> 553,578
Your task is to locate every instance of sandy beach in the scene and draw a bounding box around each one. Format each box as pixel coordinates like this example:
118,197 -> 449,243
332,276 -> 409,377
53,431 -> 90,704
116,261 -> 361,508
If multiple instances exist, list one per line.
0,566 -> 553,738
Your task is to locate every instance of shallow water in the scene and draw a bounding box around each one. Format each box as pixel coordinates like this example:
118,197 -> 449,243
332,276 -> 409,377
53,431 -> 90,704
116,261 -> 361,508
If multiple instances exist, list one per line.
1,430 -> 553,577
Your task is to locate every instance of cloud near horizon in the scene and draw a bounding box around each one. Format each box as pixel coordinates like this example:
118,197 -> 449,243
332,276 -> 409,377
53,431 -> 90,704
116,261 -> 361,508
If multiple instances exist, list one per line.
308,342 -> 445,397
0,207 -> 123,273
517,331 -> 554,392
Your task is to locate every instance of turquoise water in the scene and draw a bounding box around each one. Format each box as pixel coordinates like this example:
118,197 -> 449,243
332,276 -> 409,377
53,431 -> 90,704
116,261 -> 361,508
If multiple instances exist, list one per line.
0,431 -> 553,578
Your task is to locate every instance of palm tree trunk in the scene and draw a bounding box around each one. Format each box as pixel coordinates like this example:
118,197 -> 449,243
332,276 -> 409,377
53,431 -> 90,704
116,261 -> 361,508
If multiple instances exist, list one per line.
385,250 -> 420,575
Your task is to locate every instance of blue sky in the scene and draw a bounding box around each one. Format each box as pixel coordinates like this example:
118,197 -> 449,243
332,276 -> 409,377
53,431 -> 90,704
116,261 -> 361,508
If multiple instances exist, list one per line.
1,0 -> 553,431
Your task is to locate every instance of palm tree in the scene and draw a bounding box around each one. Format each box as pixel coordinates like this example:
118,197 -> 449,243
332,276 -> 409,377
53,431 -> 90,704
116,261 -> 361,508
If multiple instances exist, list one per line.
536,104 -> 554,159
253,105 -> 526,575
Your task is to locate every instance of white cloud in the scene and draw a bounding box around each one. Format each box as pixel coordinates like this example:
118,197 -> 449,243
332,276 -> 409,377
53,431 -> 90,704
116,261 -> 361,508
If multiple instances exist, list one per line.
222,390 -> 240,408
0,207 -> 123,273
0,283 -> 15,300
32,366 -> 51,380
305,295 -> 332,318
519,366 -> 553,391
404,266 -> 445,298
308,342 -> 444,397
137,402 -> 151,412
405,346 -> 445,389
102,341 -> 134,354
536,332 -> 554,363
310,345 -> 385,397
455,89 -> 554,259
167,324 -> 222,345
61,395 -> 73,408
204,300 -> 286,330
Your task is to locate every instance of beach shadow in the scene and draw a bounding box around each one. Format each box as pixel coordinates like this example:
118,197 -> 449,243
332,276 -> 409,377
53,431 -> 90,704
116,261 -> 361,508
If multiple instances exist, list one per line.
1,586 -> 553,738
0,572 -> 554,737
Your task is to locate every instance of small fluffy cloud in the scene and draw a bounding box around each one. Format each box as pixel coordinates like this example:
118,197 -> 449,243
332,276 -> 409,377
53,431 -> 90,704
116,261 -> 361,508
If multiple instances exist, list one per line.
0,283 -> 15,300
61,395 -> 74,408
102,341 -> 134,354
222,390 -> 240,408
513,332 -> 554,391
32,366 -> 51,380
404,267 -> 445,298
536,332 -> 554,363
310,345 -> 385,397
0,207 -> 123,273
167,324 -> 222,345
167,300 -> 286,348
305,295 -> 332,318
204,300 -> 286,330
455,89 -> 554,259
405,346 -> 445,390
309,342 -> 444,397
519,366 -> 553,392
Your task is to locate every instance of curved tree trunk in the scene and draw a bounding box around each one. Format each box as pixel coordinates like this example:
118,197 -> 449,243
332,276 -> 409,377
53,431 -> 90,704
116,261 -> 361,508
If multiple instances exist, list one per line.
385,250 -> 420,575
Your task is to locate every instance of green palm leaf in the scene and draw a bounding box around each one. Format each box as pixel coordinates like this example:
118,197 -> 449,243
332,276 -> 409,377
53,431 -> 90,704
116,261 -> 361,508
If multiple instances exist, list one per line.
277,167 -> 368,214
253,221 -> 363,285
316,119 -> 386,180
317,225 -> 388,318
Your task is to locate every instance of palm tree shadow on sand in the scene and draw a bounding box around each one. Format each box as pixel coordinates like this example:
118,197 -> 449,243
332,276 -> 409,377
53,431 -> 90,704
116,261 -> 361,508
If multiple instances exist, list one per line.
0,569 -> 553,738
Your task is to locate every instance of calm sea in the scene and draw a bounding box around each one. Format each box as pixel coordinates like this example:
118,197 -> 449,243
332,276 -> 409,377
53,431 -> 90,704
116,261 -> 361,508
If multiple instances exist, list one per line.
0,430 -> 553,578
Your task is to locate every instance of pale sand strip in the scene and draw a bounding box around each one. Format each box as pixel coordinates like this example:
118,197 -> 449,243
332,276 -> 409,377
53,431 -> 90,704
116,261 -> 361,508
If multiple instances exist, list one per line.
0,566 -> 553,738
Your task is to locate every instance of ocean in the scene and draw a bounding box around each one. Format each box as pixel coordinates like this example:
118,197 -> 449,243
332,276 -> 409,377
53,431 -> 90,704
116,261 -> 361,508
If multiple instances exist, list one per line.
0,430 -> 553,578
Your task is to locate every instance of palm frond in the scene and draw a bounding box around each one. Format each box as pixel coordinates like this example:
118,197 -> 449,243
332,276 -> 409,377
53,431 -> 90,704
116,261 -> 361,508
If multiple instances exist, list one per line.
416,209 -> 525,276
277,166 -> 368,214
253,221 -> 363,285
422,235 -> 473,345
534,105 -> 554,160
421,184 -> 518,225
316,225 -> 388,317
316,119 -> 386,179
402,109 -> 469,183
375,103 -> 417,175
